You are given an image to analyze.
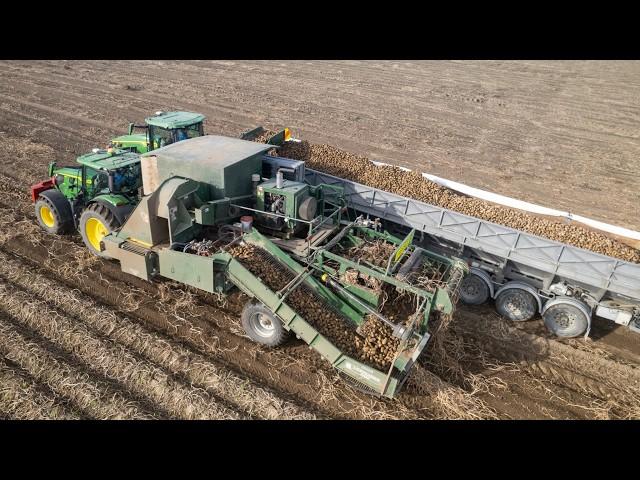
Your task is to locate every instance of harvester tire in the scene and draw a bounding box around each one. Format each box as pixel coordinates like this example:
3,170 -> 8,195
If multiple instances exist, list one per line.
35,190 -> 73,235
241,302 -> 290,347
79,202 -> 121,257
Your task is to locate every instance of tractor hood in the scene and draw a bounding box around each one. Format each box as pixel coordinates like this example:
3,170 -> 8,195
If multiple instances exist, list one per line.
111,133 -> 147,145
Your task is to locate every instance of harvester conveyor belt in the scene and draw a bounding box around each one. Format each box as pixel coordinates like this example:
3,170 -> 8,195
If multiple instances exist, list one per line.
305,169 -> 640,302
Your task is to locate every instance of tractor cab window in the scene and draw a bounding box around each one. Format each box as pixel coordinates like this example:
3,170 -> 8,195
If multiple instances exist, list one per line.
173,123 -> 203,142
149,125 -> 174,150
85,167 -> 109,196
111,164 -> 142,193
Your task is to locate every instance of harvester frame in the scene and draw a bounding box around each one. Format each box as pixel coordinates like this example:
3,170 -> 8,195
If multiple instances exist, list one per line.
96,134 -> 467,397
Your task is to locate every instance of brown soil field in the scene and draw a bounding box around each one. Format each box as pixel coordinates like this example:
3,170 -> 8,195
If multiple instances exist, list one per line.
1,60 -> 639,420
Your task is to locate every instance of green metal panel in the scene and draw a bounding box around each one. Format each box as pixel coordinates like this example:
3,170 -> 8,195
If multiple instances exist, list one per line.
194,198 -> 231,225
158,248 -> 215,292
111,134 -> 149,154
52,166 -> 83,199
92,193 -> 132,207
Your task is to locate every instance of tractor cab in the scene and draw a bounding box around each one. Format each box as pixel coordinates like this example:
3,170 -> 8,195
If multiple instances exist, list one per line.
47,148 -> 142,202
110,111 -> 205,154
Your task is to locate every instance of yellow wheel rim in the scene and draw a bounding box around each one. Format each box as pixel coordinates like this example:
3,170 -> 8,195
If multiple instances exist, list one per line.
39,205 -> 55,228
85,217 -> 109,251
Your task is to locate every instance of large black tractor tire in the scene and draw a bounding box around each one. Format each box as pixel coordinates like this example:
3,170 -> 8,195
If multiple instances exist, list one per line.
79,203 -> 121,257
34,190 -> 73,235
241,302 -> 290,347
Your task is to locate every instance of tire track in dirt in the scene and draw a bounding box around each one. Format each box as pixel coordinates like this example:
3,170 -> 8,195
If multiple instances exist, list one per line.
0,270 -> 259,420
453,310 -> 640,418
0,67 -> 253,136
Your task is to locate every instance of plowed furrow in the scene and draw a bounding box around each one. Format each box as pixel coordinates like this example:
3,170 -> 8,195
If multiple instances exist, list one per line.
0,252 -> 317,420
0,357 -> 83,420
0,312 -> 159,419
0,281 -> 245,420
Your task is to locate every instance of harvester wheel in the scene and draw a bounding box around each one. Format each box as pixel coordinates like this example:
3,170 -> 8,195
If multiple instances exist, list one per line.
241,302 -> 290,347
34,190 -> 73,235
79,203 -> 121,257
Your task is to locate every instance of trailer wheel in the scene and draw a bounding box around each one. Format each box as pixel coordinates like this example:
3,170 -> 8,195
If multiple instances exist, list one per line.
79,203 -> 121,257
241,302 -> 289,347
459,273 -> 490,305
542,301 -> 589,338
496,288 -> 537,322
34,190 -> 73,235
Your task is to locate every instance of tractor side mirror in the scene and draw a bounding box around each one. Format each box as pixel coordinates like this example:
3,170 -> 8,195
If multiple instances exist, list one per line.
48,161 -> 57,177
54,174 -> 64,186
128,122 -> 134,135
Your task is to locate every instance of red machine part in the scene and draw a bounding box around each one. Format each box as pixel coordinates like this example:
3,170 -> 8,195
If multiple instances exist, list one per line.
30,178 -> 55,202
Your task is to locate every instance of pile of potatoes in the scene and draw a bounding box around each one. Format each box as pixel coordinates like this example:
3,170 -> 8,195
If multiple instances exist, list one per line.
277,141 -> 640,264
356,315 -> 401,369
228,243 -> 401,370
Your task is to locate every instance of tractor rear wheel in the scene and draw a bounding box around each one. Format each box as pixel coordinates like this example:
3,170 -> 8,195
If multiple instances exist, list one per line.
79,203 -> 121,257
34,190 -> 73,235
241,302 -> 290,347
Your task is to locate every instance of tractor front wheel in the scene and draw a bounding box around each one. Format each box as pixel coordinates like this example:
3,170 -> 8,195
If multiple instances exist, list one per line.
34,190 -> 73,235
79,203 -> 121,257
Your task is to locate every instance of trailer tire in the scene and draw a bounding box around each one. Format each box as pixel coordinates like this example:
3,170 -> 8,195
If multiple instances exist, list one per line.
35,190 -> 73,235
79,203 -> 121,257
241,302 -> 290,347
460,272 -> 491,305
542,299 -> 590,338
495,287 -> 538,322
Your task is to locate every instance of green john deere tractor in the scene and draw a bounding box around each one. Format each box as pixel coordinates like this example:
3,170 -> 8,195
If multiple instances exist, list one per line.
30,148 -> 142,256
110,111 -> 206,154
